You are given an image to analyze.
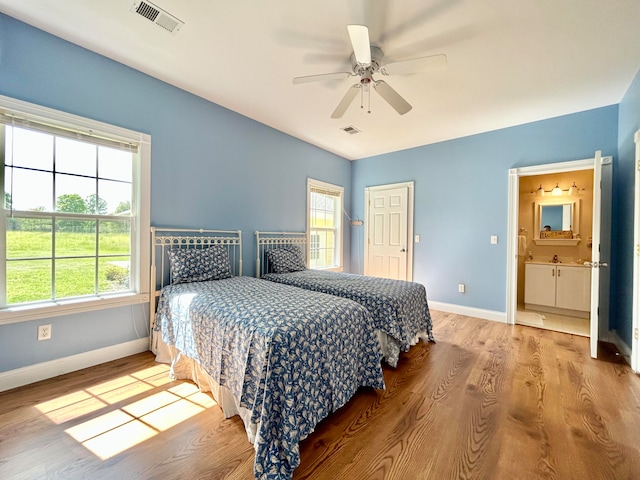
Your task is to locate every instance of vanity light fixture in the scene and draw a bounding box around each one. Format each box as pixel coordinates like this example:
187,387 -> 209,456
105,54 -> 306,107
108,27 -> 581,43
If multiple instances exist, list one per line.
533,181 -> 580,197
568,181 -> 578,196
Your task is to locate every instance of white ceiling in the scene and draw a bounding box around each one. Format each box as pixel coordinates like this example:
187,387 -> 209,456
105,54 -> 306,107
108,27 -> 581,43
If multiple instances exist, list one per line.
2,0 -> 640,160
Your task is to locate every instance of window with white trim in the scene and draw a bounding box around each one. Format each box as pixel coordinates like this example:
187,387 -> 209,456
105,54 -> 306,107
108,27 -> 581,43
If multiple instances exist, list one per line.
0,95 -> 150,324
307,179 -> 343,270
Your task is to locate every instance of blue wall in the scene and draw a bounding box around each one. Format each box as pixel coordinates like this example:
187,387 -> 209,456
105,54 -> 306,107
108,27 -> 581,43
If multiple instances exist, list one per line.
0,11 -> 637,376
0,14 -> 351,372
613,67 -> 640,347
351,107 -> 619,313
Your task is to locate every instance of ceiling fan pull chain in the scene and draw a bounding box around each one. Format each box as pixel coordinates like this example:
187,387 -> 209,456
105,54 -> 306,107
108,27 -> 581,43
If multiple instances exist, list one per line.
368,88 -> 371,114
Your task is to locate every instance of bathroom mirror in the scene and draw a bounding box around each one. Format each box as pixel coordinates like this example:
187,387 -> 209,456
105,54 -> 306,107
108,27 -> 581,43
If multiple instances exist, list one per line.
533,198 -> 580,245
540,204 -> 572,231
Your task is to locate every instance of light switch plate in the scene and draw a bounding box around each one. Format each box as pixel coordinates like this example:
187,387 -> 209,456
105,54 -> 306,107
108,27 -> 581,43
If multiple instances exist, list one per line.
415,235 -> 420,243
490,235 -> 498,244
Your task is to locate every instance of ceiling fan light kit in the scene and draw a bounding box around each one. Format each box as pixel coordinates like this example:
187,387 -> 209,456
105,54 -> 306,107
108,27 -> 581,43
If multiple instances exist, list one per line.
293,24 -> 446,119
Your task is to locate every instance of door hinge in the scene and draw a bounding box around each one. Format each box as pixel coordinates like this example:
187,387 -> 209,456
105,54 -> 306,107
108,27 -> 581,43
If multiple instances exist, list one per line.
637,160 -> 640,171
637,244 -> 640,256
635,328 -> 639,340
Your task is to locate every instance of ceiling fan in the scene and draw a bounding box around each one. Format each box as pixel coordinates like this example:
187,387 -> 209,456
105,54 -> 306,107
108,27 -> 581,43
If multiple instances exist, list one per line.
292,25 -> 447,119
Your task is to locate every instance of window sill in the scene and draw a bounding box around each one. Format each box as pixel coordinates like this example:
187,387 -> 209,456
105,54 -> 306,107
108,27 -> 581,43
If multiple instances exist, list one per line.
312,266 -> 343,272
0,293 -> 149,325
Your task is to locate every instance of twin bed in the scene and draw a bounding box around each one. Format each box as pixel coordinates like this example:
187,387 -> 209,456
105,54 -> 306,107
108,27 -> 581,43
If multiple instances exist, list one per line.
151,227 -> 433,479
256,231 -> 434,368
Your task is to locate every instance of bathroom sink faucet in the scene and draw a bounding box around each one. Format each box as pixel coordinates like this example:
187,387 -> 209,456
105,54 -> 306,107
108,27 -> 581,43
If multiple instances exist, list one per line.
552,254 -> 559,263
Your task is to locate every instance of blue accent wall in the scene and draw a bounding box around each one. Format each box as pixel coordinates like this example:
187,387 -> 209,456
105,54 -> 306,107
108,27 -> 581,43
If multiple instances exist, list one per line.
614,67 -> 640,347
0,14 -> 351,372
352,107 -> 619,313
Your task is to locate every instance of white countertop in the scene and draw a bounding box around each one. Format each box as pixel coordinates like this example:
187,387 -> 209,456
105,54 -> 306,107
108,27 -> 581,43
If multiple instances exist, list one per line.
525,260 -> 589,266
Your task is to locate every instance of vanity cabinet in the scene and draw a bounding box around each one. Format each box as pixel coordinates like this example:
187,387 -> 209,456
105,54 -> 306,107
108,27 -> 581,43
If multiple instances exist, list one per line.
524,263 -> 591,312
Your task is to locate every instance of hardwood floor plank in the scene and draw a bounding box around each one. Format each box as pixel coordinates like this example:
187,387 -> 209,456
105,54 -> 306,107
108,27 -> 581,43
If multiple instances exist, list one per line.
2,311 -> 640,480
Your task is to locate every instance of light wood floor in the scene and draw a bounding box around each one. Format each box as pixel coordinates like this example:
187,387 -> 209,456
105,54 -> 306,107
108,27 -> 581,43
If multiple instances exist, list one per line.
2,311 -> 640,480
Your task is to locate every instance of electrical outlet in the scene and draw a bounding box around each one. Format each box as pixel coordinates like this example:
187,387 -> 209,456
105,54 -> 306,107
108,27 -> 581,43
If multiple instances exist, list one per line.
458,283 -> 465,293
38,324 -> 51,341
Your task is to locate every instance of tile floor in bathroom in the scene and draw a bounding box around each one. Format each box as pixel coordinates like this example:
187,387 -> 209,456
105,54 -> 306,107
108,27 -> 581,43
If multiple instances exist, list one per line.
516,308 -> 590,337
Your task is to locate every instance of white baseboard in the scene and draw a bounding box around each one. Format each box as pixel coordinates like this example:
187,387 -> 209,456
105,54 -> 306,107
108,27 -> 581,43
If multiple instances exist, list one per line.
429,301 -> 507,323
0,338 -> 150,392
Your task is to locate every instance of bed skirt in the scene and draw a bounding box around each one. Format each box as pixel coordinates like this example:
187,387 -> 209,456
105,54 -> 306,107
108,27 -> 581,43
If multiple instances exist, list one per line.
152,331 -> 260,445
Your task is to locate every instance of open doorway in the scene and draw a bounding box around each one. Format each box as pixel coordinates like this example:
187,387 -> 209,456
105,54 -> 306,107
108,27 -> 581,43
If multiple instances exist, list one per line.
515,169 -> 594,336
508,154 -> 612,358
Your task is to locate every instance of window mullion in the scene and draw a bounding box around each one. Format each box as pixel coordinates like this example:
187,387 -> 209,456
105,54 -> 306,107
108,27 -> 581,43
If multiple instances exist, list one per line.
95,220 -> 99,294
51,136 -> 56,300
51,214 -> 56,300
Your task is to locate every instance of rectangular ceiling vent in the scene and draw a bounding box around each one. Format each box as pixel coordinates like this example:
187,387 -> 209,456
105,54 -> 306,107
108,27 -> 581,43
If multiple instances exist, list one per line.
130,1 -> 184,34
341,125 -> 361,135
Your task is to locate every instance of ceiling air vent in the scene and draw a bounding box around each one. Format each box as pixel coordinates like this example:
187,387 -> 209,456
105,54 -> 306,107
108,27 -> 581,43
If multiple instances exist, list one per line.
130,1 -> 184,34
341,125 -> 361,135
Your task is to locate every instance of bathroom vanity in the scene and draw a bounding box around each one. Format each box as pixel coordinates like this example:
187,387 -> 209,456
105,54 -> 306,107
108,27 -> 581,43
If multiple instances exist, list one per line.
524,261 -> 591,317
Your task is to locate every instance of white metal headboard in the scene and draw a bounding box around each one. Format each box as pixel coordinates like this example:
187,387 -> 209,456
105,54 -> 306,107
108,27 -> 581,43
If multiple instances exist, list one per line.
150,227 -> 242,336
255,231 -> 307,277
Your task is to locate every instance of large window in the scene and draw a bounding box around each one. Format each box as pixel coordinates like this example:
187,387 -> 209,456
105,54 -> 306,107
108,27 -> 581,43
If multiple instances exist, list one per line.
0,95 -> 150,324
307,179 -> 343,270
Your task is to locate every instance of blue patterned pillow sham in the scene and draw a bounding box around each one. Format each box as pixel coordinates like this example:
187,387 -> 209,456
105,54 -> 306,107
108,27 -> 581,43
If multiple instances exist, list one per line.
167,246 -> 232,284
266,245 -> 306,273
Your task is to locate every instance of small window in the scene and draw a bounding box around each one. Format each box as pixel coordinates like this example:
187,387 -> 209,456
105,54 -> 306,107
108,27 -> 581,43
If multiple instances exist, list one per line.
307,179 -> 343,270
0,95 -> 150,323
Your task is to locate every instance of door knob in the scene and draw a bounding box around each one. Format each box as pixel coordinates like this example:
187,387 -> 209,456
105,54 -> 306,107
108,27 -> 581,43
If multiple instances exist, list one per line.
400,248 -> 406,253
584,261 -> 608,268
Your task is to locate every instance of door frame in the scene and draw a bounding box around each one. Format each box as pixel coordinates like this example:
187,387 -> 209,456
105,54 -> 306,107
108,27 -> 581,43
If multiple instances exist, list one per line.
632,129 -> 640,373
506,157 -> 598,326
364,181 -> 414,281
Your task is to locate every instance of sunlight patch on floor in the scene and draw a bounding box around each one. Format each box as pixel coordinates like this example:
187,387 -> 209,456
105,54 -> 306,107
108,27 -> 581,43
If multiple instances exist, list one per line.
32,363 -> 218,461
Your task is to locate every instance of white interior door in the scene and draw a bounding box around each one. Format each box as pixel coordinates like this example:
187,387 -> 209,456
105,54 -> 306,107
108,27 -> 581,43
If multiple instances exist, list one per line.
364,183 -> 413,280
588,151 -> 612,358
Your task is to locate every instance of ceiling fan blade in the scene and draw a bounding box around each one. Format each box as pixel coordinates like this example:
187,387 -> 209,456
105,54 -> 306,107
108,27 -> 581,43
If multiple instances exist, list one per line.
374,80 -> 412,115
292,72 -> 352,84
382,54 -> 447,75
347,25 -> 371,65
331,84 -> 360,119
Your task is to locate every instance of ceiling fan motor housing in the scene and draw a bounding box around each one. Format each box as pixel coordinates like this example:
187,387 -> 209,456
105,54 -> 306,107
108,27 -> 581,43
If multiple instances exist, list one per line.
350,45 -> 383,76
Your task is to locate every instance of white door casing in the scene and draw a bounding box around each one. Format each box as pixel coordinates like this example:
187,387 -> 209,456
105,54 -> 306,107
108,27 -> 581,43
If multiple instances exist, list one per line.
633,129 -> 640,373
364,182 -> 414,281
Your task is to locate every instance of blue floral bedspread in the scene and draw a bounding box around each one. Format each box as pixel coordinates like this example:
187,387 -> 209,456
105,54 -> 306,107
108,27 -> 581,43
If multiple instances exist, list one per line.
155,276 -> 385,480
261,270 -> 434,366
